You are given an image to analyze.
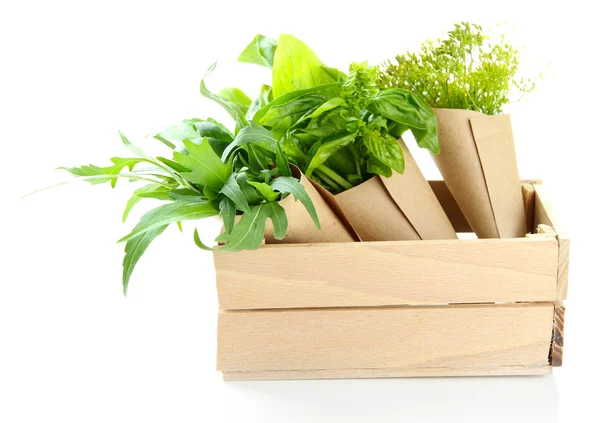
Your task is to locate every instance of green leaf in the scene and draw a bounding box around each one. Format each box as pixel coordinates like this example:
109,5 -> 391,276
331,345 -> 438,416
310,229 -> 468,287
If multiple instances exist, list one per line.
173,138 -> 231,189
219,87 -> 252,115
275,139 -> 292,177
118,200 -> 219,243
60,157 -> 145,188
259,93 -> 331,128
271,116 -> 293,140
200,63 -> 249,130
305,132 -> 357,177
219,197 -> 236,234
305,97 -> 347,119
363,131 -> 404,175
246,84 -> 273,120
272,34 -> 336,98
215,202 -> 288,251
270,176 -> 320,229
247,181 -> 280,202
238,34 -> 277,69
122,184 -> 171,222
366,156 -> 393,178
221,125 -> 278,161
156,118 -> 203,142
168,188 -> 206,202
122,224 -> 168,296
156,156 -> 191,173
219,174 -> 250,213
370,88 -> 440,154
236,173 -> 263,205
302,108 -> 349,138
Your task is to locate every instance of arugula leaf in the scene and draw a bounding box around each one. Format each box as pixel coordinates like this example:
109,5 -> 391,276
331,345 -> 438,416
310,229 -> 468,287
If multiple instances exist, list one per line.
208,202 -> 288,251
60,157 -> 145,188
200,63 -> 249,130
275,139 -> 292,177
247,181 -> 280,202
219,197 -> 236,234
270,176 -> 320,229
219,87 -> 252,115
238,34 -> 277,69
272,34 -> 336,98
235,173 -> 263,205
246,84 -> 273,120
219,174 -> 250,213
363,131 -> 405,174
118,200 -> 219,243
168,188 -> 206,202
173,138 -> 231,189
122,224 -> 168,296
122,184 -> 171,222
156,156 -> 191,173
305,132 -> 357,177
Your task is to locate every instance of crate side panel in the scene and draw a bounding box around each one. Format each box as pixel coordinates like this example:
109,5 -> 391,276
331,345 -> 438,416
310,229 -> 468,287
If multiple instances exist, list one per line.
215,238 -> 557,309
217,303 -> 554,372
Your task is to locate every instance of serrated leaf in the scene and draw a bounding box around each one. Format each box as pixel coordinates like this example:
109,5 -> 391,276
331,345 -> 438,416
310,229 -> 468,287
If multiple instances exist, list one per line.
270,176 -> 320,229
61,157 -> 146,188
122,224 -> 168,296
238,34 -> 277,69
219,174 -> 250,213
173,138 -> 230,189
118,200 -> 219,243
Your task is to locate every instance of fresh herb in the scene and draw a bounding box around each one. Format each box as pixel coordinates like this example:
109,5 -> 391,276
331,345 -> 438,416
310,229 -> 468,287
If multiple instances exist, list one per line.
58,65 -> 320,295
237,34 -> 440,193
378,22 -> 536,115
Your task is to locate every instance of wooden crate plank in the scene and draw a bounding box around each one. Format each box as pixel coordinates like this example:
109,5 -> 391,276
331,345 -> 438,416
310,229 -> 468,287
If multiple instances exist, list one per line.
533,184 -> 570,300
214,238 -> 558,310
223,366 -> 552,381
217,303 -> 555,372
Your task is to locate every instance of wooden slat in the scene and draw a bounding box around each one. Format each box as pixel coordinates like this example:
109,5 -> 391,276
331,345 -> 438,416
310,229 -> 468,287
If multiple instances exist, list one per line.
533,184 -> 570,300
217,303 -> 555,372
223,366 -> 552,381
214,238 -> 558,310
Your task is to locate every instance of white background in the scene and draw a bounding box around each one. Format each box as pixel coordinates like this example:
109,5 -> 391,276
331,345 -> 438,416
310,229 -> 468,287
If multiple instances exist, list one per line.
2,1 -> 598,421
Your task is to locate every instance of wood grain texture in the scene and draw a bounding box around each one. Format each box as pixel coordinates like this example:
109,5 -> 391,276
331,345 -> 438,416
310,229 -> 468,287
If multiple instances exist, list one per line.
533,184 -> 570,300
522,183 -> 536,233
214,238 -> 558,310
223,366 -> 552,381
217,303 -> 555,372
551,303 -> 565,367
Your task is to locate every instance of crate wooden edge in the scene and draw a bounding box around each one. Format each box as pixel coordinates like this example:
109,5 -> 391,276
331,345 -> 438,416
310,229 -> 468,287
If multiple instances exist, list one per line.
222,366 -> 552,381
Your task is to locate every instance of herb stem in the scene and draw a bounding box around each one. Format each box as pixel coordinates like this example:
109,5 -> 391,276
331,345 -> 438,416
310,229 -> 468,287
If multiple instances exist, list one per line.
313,168 -> 342,193
316,165 -> 354,191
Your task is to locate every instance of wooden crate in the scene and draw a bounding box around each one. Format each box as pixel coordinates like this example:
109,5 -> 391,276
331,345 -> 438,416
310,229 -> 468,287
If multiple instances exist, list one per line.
213,182 -> 568,381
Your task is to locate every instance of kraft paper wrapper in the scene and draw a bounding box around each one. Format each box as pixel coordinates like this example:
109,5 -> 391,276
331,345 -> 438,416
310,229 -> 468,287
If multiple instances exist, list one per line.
312,139 -> 457,242
432,108 -> 527,238
264,167 -> 357,244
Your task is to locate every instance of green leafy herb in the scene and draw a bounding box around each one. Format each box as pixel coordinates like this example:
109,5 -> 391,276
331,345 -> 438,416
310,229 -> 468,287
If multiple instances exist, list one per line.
378,22 -> 536,115
238,34 -> 278,69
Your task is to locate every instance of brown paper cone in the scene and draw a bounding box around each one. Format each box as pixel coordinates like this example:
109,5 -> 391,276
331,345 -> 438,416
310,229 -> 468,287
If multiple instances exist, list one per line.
264,167 -> 357,244
432,108 -> 527,238
311,139 -> 457,242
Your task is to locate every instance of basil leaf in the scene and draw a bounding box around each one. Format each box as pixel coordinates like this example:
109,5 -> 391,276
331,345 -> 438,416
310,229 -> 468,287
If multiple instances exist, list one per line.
272,34 -> 336,98
363,131 -> 405,175
270,176 -> 320,229
305,132 -> 357,177
259,93 -> 331,128
246,84 -> 273,120
366,156 -> 393,178
238,34 -> 277,69
219,174 -> 250,213
305,97 -> 347,119
174,138 -> 231,190
118,200 -> 219,243
123,224 -> 168,296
